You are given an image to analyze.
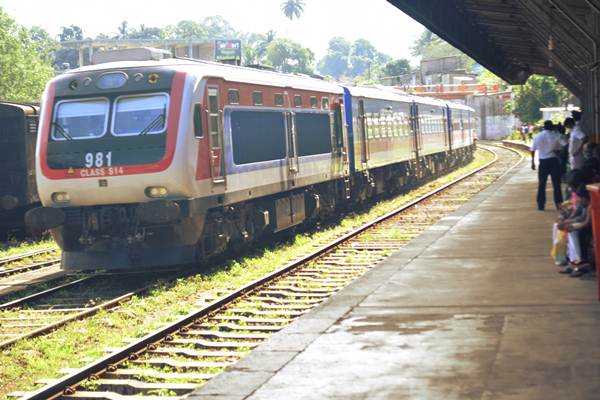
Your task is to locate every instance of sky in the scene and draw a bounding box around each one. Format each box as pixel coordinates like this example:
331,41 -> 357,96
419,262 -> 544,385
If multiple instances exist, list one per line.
0,0 -> 426,63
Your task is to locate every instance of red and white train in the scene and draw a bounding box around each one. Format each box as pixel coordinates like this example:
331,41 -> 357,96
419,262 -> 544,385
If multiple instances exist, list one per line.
27,48 -> 475,270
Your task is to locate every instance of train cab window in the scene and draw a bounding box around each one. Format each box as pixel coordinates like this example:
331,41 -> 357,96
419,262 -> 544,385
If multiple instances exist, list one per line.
228,89 -> 240,105
193,103 -> 203,138
52,98 -> 109,140
294,95 -> 302,108
274,93 -> 284,106
252,91 -> 263,106
112,94 -> 169,136
310,96 -> 318,109
321,97 -> 329,110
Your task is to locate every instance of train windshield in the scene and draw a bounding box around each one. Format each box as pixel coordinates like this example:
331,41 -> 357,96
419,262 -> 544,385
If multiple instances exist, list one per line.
112,94 -> 169,136
52,98 -> 109,140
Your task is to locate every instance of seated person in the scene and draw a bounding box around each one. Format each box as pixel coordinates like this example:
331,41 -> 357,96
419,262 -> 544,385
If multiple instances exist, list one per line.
558,188 -> 593,277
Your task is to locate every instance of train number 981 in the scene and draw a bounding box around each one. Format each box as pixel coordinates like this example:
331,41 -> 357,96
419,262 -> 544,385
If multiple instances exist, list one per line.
85,152 -> 112,168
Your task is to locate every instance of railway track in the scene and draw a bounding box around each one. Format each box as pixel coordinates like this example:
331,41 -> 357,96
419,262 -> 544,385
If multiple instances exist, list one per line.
15,144 -> 522,400
0,272 -> 174,350
0,247 -> 61,279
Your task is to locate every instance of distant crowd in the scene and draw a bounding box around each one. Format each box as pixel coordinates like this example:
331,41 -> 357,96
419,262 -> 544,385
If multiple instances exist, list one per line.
530,111 -> 596,278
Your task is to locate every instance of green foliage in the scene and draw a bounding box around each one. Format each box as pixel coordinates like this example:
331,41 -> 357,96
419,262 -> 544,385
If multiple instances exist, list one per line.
383,59 -> 411,77
317,36 -> 351,79
281,0 -> 305,20
411,28 -> 474,72
317,37 -> 391,81
0,7 -> 53,102
411,30 -> 437,57
202,16 -> 237,39
265,38 -> 314,74
242,30 -> 276,65
511,75 -> 569,124
167,20 -> 208,41
127,24 -> 165,40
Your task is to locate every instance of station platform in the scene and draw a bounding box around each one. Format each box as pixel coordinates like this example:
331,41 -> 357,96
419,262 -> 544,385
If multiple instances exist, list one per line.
190,158 -> 600,400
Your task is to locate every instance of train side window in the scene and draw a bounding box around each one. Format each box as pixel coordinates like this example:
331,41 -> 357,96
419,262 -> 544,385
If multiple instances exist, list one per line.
230,110 -> 286,164
294,95 -> 302,108
252,91 -> 263,106
296,112 -> 332,156
321,97 -> 329,110
228,89 -> 240,105
310,96 -> 318,109
274,93 -> 284,106
193,103 -> 203,138
208,88 -> 220,147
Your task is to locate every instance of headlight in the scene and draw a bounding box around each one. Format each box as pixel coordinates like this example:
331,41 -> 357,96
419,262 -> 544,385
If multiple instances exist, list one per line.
145,186 -> 168,198
51,192 -> 71,203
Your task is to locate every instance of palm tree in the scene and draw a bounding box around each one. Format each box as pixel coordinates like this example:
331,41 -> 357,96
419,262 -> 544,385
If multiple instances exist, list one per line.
281,0 -> 305,21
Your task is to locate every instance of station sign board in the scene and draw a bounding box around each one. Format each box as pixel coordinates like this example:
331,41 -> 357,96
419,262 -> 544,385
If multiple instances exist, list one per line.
215,40 -> 242,65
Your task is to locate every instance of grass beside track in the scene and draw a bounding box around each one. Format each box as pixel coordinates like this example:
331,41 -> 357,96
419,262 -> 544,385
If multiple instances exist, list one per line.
0,149 -> 495,398
0,239 -> 56,259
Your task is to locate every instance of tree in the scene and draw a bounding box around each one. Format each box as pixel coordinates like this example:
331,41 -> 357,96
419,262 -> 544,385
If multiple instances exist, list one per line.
317,36 -> 351,79
116,21 -> 129,39
58,25 -> 83,42
128,24 -> 164,40
29,26 -> 58,63
243,30 -> 276,65
265,38 -> 314,74
281,0 -> 305,20
202,16 -> 237,39
382,59 -> 411,77
348,38 -> 390,77
0,7 -> 54,102
54,25 -> 85,69
411,30 -> 437,57
511,75 -> 569,124
170,20 -> 207,41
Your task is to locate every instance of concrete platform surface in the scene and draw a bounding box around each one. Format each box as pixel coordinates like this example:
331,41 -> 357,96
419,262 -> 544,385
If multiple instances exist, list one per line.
190,159 -> 600,400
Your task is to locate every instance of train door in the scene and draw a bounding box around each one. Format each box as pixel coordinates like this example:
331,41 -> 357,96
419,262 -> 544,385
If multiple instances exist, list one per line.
285,110 -> 299,186
445,106 -> 453,151
410,102 -> 421,160
358,99 -> 369,166
207,87 -> 225,184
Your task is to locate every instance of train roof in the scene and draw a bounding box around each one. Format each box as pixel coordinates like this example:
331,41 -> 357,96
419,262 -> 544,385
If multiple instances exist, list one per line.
0,101 -> 39,115
343,85 -> 415,103
61,58 -> 344,94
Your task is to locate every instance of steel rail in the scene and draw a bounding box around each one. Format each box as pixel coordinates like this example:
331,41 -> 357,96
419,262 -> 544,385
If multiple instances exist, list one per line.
0,290 -> 142,350
0,275 -> 95,311
0,247 -> 58,268
0,258 -> 61,279
21,144 -> 519,400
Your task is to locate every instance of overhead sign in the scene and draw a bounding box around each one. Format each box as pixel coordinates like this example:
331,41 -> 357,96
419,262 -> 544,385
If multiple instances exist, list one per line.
215,40 -> 242,64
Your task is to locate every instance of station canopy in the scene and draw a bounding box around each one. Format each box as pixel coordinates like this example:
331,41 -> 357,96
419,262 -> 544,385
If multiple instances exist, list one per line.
388,0 -> 599,99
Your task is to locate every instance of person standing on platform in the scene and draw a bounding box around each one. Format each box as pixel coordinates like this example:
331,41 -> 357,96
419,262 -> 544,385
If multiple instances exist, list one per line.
531,120 -> 567,210
565,112 -> 587,170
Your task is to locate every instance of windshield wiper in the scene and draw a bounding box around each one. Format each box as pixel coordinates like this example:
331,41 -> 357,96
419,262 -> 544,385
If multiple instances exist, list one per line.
52,122 -> 73,141
139,106 -> 167,136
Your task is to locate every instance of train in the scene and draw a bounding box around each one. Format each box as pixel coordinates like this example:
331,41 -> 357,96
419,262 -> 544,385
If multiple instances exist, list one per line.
25,48 -> 475,271
0,101 -> 40,238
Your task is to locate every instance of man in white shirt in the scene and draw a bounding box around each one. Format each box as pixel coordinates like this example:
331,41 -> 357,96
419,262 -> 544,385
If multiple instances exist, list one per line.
531,120 -> 568,210
565,112 -> 587,170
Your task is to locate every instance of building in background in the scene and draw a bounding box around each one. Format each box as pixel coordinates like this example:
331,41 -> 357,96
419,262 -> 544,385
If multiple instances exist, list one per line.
58,39 -> 241,69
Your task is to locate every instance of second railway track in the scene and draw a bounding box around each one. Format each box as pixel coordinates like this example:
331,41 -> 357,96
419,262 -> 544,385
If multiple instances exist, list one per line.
14,143 -> 522,400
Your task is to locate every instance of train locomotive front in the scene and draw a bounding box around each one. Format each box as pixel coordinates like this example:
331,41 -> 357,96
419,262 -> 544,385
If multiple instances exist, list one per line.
29,59 -> 204,270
